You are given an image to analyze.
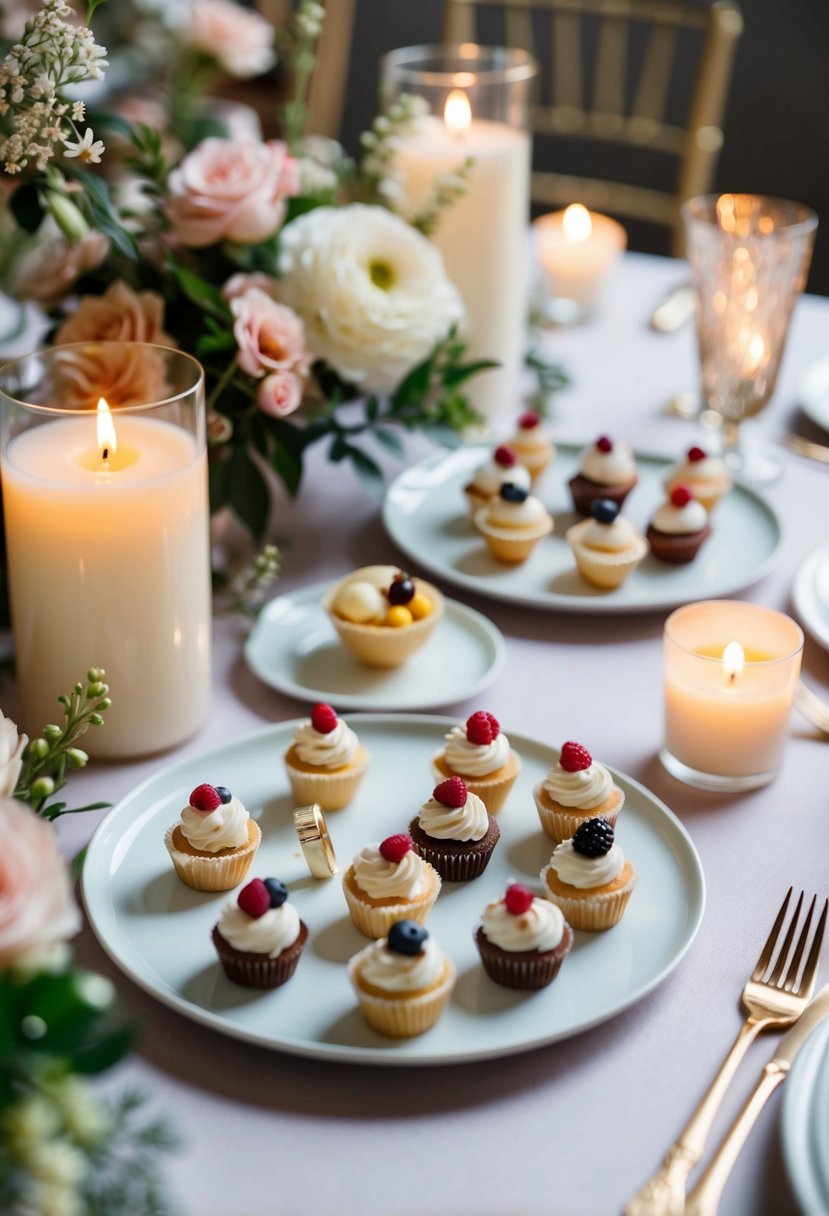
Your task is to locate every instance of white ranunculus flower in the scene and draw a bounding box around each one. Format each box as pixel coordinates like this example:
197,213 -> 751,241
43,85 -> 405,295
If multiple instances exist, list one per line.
0,711 -> 26,797
278,204 -> 465,394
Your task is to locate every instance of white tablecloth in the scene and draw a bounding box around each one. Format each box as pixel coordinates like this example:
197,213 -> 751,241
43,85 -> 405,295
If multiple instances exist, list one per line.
12,252 -> 829,1216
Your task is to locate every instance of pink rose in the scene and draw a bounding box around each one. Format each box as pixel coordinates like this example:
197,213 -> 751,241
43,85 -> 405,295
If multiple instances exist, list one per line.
230,287 -> 309,379
167,138 -> 298,248
0,798 -> 80,969
188,0 -> 276,79
257,371 -> 303,418
16,226 -> 109,306
222,271 -> 279,304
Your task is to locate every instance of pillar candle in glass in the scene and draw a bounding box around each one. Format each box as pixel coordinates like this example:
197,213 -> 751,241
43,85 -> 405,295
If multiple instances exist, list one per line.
382,45 -> 536,418
661,600 -> 803,792
534,204 -> 626,323
0,343 -> 212,758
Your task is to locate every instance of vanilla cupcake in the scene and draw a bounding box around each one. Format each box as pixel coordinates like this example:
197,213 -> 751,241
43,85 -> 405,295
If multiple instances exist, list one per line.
348,920 -> 456,1037
325,564 -> 443,668
475,882 -> 572,990
541,818 -> 637,931
212,877 -> 308,988
409,776 -> 500,883
568,435 -> 638,515
664,445 -> 732,511
533,740 -> 625,843
431,711 -> 520,814
508,411 -> 556,486
164,782 -> 261,892
566,498 -> 648,590
474,482 -> 553,565
646,484 -> 712,564
283,704 -> 369,811
464,444 -> 531,517
342,834 -> 442,938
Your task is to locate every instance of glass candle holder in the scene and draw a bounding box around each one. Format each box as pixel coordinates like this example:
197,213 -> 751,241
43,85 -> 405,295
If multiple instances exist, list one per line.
381,45 -> 537,418
661,600 -> 803,792
0,343 -> 212,759
534,204 -> 627,324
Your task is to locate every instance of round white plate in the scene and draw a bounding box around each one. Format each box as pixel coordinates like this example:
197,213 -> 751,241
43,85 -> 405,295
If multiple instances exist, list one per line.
382,444 -> 782,614
82,715 -> 705,1066
792,542 -> 829,653
782,1018 -> 829,1213
244,581 -> 505,710
799,354 -> 829,433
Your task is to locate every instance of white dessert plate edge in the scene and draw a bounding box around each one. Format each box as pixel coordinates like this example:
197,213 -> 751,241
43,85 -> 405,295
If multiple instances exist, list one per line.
781,1018 -> 829,1214
791,541 -> 829,653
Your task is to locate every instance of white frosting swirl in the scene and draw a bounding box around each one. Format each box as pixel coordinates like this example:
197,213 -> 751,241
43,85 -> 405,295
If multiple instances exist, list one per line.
480,897 -> 565,952
651,499 -> 709,535
353,935 -> 446,992
670,454 -> 728,484
471,455 -> 531,496
443,725 -> 511,777
179,796 -> 249,852
580,516 -> 638,552
217,899 -> 301,956
543,761 -> 613,808
549,838 -> 624,888
486,494 -> 549,528
511,422 -> 551,456
292,718 -> 359,769
351,844 -> 429,900
417,791 -> 489,842
579,441 -> 636,485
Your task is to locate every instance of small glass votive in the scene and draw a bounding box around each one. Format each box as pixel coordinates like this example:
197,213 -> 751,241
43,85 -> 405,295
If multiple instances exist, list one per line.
534,204 -> 626,324
661,600 -> 803,792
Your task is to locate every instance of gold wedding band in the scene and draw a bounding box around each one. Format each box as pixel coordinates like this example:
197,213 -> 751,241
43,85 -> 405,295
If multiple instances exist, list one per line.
293,804 -> 338,878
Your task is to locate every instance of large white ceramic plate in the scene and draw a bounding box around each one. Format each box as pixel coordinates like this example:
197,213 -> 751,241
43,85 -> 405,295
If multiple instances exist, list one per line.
781,1019 -> 829,1213
82,716 -> 704,1066
244,580 -> 505,710
382,444 -> 782,613
799,354 -> 829,432
792,542 -> 829,653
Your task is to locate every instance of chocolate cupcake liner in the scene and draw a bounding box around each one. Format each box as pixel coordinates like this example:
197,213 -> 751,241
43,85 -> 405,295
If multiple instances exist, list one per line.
533,783 -> 624,843
349,959 -> 457,1038
212,922 -> 308,989
646,523 -> 712,565
284,745 -> 370,812
164,820 -> 261,893
540,863 -> 638,931
431,750 -> 521,815
568,473 -> 637,516
408,816 -> 500,883
475,924 -> 572,990
342,866 -> 441,938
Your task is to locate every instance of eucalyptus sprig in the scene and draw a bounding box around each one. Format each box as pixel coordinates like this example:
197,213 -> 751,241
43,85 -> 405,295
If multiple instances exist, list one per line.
216,543 -> 282,619
411,158 -> 475,237
278,0 -> 326,151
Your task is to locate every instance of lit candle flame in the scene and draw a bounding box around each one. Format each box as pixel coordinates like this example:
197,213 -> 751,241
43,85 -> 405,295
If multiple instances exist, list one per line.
97,397 -> 117,467
723,641 -> 745,683
562,203 -> 592,242
444,89 -> 471,136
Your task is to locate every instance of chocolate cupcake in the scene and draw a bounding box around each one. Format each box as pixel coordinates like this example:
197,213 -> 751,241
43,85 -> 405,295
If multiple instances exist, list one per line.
476,883 -> 572,990
212,877 -> 308,988
568,435 -> 638,516
646,485 -> 712,564
409,776 -> 500,882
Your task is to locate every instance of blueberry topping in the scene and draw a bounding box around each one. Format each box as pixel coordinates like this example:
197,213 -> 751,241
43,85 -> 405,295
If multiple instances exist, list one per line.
500,482 -> 528,503
572,817 -> 615,858
387,919 -> 428,956
591,498 -> 619,524
263,877 -> 288,908
215,786 -> 233,804
387,573 -> 415,606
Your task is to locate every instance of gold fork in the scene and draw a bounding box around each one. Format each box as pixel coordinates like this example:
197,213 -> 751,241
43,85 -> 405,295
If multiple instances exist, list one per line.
778,433 -> 829,465
794,681 -> 829,735
624,889 -> 828,1216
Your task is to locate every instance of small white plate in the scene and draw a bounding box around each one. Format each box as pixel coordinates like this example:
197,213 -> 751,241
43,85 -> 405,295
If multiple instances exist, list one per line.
82,715 -> 705,1067
244,581 -> 505,710
782,1018 -> 829,1214
792,542 -> 829,653
383,444 -> 782,614
799,354 -> 829,433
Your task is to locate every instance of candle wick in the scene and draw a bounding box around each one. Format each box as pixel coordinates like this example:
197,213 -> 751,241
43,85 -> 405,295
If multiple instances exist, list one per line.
102,448 -> 108,461
728,670 -> 737,685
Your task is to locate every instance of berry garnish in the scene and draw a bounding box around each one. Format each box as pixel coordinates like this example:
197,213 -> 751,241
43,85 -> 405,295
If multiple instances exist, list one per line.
466,710 -> 500,746
596,435 -> 613,453
519,410 -> 539,429
559,741 -> 593,772
238,878 -> 271,919
189,783 -> 221,812
264,877 -> 288,908
591,498 -> 619,524
387,572 -> 415,606
572,817 -> 615,858
380,834 -> 412,864
670,484 -> 693,508
505,883 -> 534,915
311,703 -> 338,734
500,482 -> 528,503
388,919 -> 428,956
494,445 -> 516,468
433,775 -> 468,808
215,786 -> 232,804
687,446 -> 706,462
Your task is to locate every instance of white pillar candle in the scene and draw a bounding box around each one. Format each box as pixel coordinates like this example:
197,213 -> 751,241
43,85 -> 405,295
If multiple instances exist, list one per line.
534,205 -> 626,319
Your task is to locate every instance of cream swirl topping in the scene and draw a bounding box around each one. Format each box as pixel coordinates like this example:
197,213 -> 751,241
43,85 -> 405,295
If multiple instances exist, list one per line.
471,456 -> 531,496
217,900 -> 301,956
580,516 -> 638,553
543,760 -> 613,808
486,494 -> 549,528
651,499 -> 708,535
351,844 -> 429,900
179,796 -> 249,853
481,896 -> 565,952
669,454 -> 728,485
511,423 -> 550,455
417,790 -> 489,841
352,935 -> 446,992
292,718 -> 359,769
580,441 -> 636,485
442,725 -> 511,777
549,838 -> 624,888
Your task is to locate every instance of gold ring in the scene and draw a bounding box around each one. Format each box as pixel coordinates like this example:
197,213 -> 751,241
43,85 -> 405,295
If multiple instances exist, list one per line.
293,804 -> 338,879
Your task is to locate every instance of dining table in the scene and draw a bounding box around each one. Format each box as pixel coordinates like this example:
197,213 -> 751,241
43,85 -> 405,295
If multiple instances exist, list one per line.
3,250 -> 828,1216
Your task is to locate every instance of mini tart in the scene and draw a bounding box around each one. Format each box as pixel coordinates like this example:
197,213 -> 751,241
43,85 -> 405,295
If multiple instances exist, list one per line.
533,782 -> 624,844
566,518 -> 648,590
473,504 -> 553,565
475,921 -> 572,991
431,750 -> 521,815
211,920 -> 308,989
283,742 -> 370,812
540,858 -> 637,931
568,472 -> 637,516
646,521 -> 712,564
341,862 -> 442,939
164,819 -> 261,893
348,949 -> 456,1038
408,814 -> 500,883
323,574 -> 444,669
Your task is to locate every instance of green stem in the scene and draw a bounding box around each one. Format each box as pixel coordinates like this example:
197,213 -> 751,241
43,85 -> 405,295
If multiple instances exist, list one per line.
206,358 -> 238,413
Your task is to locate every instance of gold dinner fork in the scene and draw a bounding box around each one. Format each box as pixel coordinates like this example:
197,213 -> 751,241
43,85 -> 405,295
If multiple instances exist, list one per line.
794,681 -> 829,736
624,888 -> 828,1216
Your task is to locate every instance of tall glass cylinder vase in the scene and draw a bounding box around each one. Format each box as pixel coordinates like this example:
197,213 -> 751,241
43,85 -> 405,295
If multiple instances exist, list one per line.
382,45 -> 537,419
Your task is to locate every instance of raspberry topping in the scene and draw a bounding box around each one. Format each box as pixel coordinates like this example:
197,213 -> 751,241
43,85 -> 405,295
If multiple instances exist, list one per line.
519,410 -> 540,429
379,834 -> 412,864
466,711 -> 500,745
189,783 -> 221,812
504,883 -> 534,915
559,741 -> 593,772
596,435 -> 613,453
311,703 -> 338,734
493,444 -> 516,468
687,446 -> 707,463
237,878 -> 271,919
433,775 -> 468,808
670,484 -> 693,508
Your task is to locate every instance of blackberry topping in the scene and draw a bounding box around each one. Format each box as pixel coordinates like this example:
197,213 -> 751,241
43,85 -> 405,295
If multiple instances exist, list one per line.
591,498 -> 619,524
572,817 -> 615,858
387,919 -> 428,957
500,482 -> 528,503
387,572 -> 415,606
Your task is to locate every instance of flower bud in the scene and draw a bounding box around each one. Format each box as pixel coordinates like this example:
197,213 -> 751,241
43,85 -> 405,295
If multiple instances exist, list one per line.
29,737 -> 50,758
88,712 -> 105,726
86,682 -> 106,697
31,776 -> 54,800
87,667 -> 106,682
66,748 -> 88,768
46,191 -> 89,242
42,724 -> 62,740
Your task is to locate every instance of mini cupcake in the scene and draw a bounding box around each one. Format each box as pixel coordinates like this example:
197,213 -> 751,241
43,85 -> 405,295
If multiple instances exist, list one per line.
409,776 -> 500,883
568,435 -> 638,515
533,740 -> 625,843
342,833 -> 442,938
508,411 -> 556,486
431,711 -> 521,815
474,482 -> 553,565
566,498 -> 648,590
348,919 -> 456,1038
540,818 -> 637,931
464,444 -> 531,517
646,485 -> 712,564
283,703 -> 369,811
475,882 -> 573,990
212,877 -> 308,989
164,782 -> 261,892
664,445 -> 732,511
325,564 -> 444,668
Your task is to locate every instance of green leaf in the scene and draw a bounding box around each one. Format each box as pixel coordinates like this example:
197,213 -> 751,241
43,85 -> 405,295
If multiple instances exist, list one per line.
373,426 -> 405,459
392,356 -> 433,410
270,439 -> 303,497
344,445 -> 385,498
169,265 -> 228,319
86,0 -> 111,20
10,182 -> 45,234
329,434 -> 348,463
196,330 -> 235,358
227,446 -> 270,540
72,1025 -> 134,1075
442,358 -> 500,389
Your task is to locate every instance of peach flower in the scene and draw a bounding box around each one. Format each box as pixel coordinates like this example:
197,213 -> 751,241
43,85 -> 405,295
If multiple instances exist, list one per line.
230,287 -> 309,379
187,0 -> 276,79
16,224 -> 109,306
222,272 -> 279,304
257,371 -> 303,418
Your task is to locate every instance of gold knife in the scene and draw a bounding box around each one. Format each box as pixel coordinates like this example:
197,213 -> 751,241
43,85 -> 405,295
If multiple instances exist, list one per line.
685,983 -> 829,1216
